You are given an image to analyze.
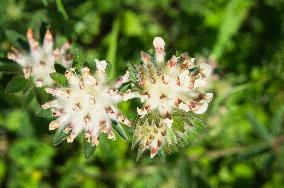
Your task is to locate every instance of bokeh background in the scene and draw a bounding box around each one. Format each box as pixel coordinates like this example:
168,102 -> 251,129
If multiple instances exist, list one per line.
0,0 -> 284,187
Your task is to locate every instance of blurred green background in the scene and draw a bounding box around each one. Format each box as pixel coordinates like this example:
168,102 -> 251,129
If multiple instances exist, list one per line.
0,0 -> 284,187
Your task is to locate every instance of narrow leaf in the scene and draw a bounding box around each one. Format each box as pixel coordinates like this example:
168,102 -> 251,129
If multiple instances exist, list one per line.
5,76 -> 29,93
118,82 -> 131,93
107,19 -> 120,80
212,0 -> 253,59
84,139 -> 96,159
39,21 -> 49,43
5,30 -> 29,50
36,108 -> 53,118
53,128 -> 68,146
56,0 -> 68,20
112,121 -> 128,139
0,59 -> 21,73
247,113 -> 272,142
272,107 -> 284,135
23,89 -> 35,107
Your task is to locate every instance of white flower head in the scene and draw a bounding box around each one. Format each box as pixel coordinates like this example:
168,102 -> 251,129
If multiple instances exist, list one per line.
7,29 -> 72,87
130,37 -> 213,158
42,61 -> 133,146
136,37 -> 213,121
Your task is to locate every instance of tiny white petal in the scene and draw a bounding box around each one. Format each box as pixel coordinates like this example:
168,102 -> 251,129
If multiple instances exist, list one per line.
153,37 -> 165,49
153,37 -> 165,62
195,79 -> 206,88
163,118 -> 173,128
95,59 -> 107,72
200,63 -> 212,78
192,102 -> 208,114
178,102 -> 190,112
137,107 -> 148,118
122,71 -> 130,83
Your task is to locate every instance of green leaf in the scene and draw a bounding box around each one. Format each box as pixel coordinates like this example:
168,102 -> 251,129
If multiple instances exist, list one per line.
272,107 -> 284,135
122,11 -> 143,36
107,18 -> 120,80
157,149 -> 166,162
263,154 -> 275,176
34,87 -> 52,104
39,21 -> 49,43
118,82 -> 131,93
127,63 -> 138,82
71,49 -> 85,72
237,145 -> 268,160
189,66 -> 200,76
83,139 -> 96,159
212,0 -> 253,59
188,114 -> 206,133
0,59 -> 21,73
54,63 -> 67,74
50,72 -> 67,86
5,30 -> 29,50
112,121 -> 128,140
5,76 -> 30,93
53,128 -> 68,146
41,0 -> 48,6
36,108 -> 53,119
247,113 -> 272,142
22,89 -> 35,107
56,0 -> 68,20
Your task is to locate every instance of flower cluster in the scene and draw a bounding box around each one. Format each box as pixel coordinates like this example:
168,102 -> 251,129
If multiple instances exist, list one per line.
42,60 -> 134,145
6,29 -> 213,159
131,37 -> 213,157
8,29 -> 72,87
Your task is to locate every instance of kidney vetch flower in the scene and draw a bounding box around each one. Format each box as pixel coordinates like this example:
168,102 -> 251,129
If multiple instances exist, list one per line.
7,29 -> 72,87
42,60 -> 135,145
130,37 -> 213,158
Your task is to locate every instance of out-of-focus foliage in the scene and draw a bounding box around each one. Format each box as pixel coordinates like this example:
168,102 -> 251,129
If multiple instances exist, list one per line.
0,0 -> 284,187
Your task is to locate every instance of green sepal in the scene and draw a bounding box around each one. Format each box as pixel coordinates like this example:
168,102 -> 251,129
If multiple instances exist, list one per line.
71,49 -> 85,73
127,63 -> 138,82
